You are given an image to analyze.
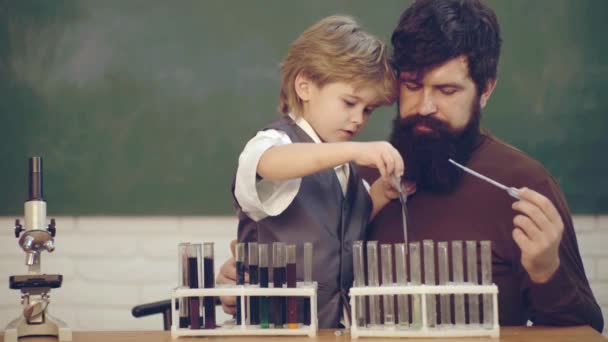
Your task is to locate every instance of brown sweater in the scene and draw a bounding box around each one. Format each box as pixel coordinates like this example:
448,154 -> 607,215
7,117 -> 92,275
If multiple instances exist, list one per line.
364,132 -> 603,332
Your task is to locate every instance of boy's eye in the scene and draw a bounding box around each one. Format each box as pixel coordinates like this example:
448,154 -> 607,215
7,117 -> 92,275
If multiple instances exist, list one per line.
363,107 -> 375,115
343,99 -> 356,107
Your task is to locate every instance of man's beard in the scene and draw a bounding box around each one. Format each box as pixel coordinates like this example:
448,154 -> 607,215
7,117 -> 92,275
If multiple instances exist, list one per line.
389,102 -> 481,193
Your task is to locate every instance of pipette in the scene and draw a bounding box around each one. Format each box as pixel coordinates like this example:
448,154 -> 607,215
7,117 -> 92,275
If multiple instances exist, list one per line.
448,159 -> 521,199
392,175 -> 408,251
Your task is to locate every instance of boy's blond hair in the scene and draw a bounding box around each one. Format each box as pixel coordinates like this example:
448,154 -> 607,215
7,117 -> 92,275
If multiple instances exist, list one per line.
278,15 -> 397,117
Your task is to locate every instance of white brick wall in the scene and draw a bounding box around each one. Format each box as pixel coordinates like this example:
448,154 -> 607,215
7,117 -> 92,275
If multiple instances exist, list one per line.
0,215 -> 606,333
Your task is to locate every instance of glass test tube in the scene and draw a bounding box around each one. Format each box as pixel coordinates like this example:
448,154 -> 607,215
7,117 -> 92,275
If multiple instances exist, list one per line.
394,243 -> 409,328
423,240 -> 436,328
273,242 -> 286,328
466,240 -> 479,325
303,242 -> 312,326
203,242 -> 216,329
409,242 -> 422,328
187,243 -> 202,329
451,240 -> 465,326
366,241 -> 381,327
259,244 -> 270,328
381,244 -> 395,325
352,241 -> 367,327
248,242 -> 260,326
481,240 -> 493,328
178,242 -> 190,328
286,244 -> 298,328
235,243 -> 246,325
437,241 -> 452,326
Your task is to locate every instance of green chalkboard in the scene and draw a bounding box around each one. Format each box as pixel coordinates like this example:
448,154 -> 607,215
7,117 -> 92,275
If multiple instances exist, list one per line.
1,0 -> 607,215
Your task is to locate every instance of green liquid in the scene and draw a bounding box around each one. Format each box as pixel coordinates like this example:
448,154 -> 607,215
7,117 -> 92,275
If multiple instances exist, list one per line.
260,297 -> 269,328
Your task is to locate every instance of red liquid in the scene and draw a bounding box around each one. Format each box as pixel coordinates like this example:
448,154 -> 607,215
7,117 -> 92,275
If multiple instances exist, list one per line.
203,257 -> 216,329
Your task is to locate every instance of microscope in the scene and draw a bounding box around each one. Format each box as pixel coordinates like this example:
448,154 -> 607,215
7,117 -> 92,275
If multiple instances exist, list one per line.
4,157 -> 72,342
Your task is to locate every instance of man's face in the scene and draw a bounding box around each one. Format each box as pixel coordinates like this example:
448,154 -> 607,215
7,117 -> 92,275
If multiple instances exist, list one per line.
390,56 -> 495,193
398,56 -> 483,131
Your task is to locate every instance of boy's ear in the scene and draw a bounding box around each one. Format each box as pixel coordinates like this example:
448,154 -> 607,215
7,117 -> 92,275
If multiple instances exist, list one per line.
294,72 -> 312,101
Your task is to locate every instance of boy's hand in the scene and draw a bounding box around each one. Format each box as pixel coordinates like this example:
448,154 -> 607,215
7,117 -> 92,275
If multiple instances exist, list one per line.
351,141 -> 404,181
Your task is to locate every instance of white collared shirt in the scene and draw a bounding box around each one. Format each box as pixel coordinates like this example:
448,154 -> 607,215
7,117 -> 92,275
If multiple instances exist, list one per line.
234,114 -> 352,222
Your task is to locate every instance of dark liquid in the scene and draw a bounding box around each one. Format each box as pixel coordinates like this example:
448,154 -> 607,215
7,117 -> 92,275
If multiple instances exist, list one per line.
236,261 -> 245,325
273,266 -> 286,327
187,257 -> 200,329
179,315 -> 189,329
189,297 -> 200,329
259,266 -> 269,328
203,257 -> 216,329
249,265 -> 260,325
303,298 -> 311,325
286,263 -> 298,328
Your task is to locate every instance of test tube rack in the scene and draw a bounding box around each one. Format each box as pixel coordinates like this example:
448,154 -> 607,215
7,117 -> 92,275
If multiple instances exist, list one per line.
170,282 -> 318,338
349,283 -> 499,338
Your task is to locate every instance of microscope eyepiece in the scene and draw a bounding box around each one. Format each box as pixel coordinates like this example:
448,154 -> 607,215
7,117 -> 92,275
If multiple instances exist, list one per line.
28,156 -> 43,201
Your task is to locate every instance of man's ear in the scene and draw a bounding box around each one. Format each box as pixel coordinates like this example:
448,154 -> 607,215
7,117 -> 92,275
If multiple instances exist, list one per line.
294,72 -> 313,101
479,78 -> 497,109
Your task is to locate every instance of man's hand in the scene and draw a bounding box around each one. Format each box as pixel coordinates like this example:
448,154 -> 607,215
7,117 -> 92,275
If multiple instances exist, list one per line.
216,240 -> 249,314
511,187 -> 564,283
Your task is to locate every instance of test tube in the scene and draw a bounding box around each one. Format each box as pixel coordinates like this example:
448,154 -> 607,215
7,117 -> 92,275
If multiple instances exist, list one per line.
481,240 -> 493,328
286,244 -> 298,328
203,242 -> 216,329
187,243 -> 202,329
437,241 -> 452,326
352,241 -> 366,328
381,244 -> 395,326
259,244 -> 270,328
303,242 -> 312,326
466,240 -> 479,325
394,243 -> 409,328
451,240 -> 465,326
366,241 -> 381,327
178,242 -> 190,328
235,243 -> 245,325
409,242 -> 422,328
273,242 -> 286,328
423,240 -> 436,328
248,242 -> 260,326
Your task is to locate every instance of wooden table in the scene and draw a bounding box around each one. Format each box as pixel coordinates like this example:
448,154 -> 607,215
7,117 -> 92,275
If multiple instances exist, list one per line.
1,326 -> 605,341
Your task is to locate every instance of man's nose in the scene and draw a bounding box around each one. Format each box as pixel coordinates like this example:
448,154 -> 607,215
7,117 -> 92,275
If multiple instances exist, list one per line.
417,90 -> 437,116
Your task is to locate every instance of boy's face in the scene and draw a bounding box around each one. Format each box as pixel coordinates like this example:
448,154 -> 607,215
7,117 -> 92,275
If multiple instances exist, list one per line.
398,56 -> 494,133
297,78 -> 380,142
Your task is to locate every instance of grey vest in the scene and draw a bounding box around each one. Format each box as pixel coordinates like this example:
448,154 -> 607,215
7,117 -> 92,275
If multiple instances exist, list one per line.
233,117 -> 372,328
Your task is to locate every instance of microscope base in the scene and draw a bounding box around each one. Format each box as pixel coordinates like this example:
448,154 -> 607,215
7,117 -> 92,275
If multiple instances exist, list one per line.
4,312 -> 72,342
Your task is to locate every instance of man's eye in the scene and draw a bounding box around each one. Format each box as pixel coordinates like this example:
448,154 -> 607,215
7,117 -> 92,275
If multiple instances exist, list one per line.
440,88 -> 458,95
403,82 -> 421,91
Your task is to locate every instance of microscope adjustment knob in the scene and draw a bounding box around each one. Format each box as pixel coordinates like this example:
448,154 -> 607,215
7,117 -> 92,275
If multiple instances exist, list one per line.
14,219 -> 23,238
47,218 -> 56,237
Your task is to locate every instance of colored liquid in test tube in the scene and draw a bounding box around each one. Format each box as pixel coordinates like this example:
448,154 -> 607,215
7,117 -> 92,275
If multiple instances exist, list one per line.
394,243 -> 409,328
481,240 -> 493,328
409,242 -> 422,328
203,242 -> 216,329
366,241 -> 381,327
466,240 -> 479,325
303,242 -> 312,326
423,240 -> 436,328
437,241 -> 452,326
273,242 -> 286,328
259,244 -> 270,328
352,241 -> 366,328
187,243 -> 202,329
178,242 -> 190,328
451,241 -> 465,326
286,244 -> 298,329
381,244 -> 395,326
248,242 -> 260,326
235,243 -> 245,325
